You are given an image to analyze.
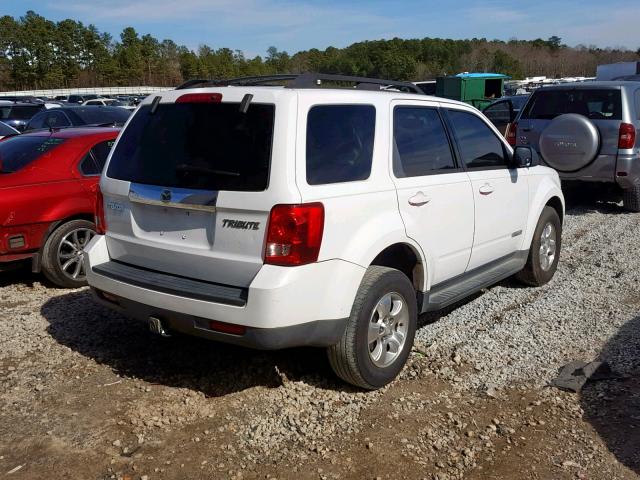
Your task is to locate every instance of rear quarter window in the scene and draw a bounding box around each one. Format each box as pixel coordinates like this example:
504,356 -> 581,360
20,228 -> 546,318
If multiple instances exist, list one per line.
522,89 -> 622,120
306,105 -> 376,185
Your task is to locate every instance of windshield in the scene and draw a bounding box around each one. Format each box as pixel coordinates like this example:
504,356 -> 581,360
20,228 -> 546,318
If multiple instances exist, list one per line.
0,105 -> 41,120
0,136 -> 66,173
74,107 -> 131,125
107,102 -> 275,191
521,89 -> 622,120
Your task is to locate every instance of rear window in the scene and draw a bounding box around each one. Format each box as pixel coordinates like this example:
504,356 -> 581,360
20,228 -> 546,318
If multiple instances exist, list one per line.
0,105 -> 42,120
0,136 -> 65,173
522,89 -> 622,120
306,105 -> 375,185
73,107 -> 131,125
107,102 -> 274,191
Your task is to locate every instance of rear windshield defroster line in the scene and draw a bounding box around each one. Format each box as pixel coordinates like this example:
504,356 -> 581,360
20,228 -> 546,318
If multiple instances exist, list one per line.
107,102 -> 275,192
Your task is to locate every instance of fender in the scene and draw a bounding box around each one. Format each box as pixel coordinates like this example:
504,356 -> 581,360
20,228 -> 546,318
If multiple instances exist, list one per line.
522,169 -> 565,249
318,190 -> 431,292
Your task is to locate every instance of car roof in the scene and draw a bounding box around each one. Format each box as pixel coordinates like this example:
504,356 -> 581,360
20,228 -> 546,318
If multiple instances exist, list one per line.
162,85 -> 474,109
20,127 -> 120,139
1,102 -> 43,107
538,81 -> 640,90
45,105 -> 124,112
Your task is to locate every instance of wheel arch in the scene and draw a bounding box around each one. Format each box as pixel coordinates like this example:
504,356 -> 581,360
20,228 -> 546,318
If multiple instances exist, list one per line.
523,179 -> 565,249
33,213 -> 96,272
366,241 -> 429,292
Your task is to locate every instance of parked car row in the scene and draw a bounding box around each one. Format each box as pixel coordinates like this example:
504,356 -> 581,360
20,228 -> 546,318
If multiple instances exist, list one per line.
2,74 -> 638,390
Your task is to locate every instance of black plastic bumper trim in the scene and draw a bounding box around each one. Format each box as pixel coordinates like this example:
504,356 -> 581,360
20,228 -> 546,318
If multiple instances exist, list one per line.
93,260 -> 247,307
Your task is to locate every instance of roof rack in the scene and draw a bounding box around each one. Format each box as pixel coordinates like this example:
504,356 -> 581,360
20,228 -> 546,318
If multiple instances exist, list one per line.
175,73 -> 423,94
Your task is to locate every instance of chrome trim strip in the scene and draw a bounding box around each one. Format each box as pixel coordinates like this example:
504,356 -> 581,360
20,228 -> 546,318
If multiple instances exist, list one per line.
128,183 -> 218,212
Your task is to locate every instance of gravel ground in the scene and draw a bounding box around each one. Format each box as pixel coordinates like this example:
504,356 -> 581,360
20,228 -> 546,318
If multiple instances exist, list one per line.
0,195 -> 639,479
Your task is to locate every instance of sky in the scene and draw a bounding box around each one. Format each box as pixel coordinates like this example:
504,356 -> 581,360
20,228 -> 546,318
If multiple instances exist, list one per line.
3,0 -> 638,56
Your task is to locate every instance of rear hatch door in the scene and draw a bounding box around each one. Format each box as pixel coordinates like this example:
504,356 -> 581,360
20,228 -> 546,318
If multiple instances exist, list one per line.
101,89 -> 297,288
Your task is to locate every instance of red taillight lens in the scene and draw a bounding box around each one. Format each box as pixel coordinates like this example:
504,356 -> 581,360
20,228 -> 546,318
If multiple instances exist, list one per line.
506,122 -> 517,146
618,123 -> 636,149
95,186 -> 106,235
175,93 -> 222,104
265,203 -> 324,266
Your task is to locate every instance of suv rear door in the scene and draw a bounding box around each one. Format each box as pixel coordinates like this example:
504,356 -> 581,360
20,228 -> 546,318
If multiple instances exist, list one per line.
390,100 -> 474,285
101,89 -> 298,288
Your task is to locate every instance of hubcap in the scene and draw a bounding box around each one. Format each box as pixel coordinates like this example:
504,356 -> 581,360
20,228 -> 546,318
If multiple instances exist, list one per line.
368,292 -> 409,368
539,222 -> 557,271
57,228 -> 95,281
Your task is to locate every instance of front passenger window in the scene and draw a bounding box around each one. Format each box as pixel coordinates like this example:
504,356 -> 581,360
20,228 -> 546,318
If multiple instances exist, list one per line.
447,110 -> 508,169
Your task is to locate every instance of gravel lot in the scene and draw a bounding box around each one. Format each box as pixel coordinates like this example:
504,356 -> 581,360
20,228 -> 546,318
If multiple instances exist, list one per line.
0,194 -> 639,479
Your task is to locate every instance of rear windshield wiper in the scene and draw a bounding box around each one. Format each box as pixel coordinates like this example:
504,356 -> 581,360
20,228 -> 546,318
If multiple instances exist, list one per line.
176,164 -> 240,177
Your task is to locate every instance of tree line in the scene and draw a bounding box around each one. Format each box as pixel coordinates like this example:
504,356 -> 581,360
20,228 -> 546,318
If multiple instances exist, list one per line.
1,11 -> 639,90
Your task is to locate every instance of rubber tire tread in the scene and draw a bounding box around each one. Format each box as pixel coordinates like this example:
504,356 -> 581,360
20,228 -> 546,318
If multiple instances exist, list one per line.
327,266 -> 417,390
516,206 -> 561,287
623,185 -> 640,212
41,219 -> 96,288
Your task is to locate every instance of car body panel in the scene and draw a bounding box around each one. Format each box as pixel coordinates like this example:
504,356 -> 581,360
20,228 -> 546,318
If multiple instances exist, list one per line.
0,128 -> 119,263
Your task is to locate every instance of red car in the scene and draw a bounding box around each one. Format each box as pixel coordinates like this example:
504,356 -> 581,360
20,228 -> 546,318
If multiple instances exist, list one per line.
0,127 -> 119,287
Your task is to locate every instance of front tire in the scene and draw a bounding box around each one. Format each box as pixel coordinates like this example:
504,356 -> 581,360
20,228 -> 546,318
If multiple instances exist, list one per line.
327,266 -> 417,390
516,206 -> 561,286
41,219 -> 96,288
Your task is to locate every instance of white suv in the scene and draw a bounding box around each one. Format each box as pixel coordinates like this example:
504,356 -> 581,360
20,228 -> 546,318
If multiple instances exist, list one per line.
85,74 -> 564,389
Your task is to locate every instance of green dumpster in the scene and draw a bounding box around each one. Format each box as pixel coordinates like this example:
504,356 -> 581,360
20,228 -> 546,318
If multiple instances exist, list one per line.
436,73 -> 509,109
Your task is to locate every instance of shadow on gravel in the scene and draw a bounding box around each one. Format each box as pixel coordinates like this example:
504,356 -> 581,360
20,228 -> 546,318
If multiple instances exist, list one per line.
562,184 -> 629,216
41,290 -> 355,397
0,262 -> 40,288
580,314 -> 640,474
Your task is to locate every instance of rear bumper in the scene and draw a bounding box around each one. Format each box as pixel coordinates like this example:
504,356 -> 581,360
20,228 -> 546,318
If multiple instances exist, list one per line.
614,153 -> 640,189
543,153 -> 640,189
91,287 -> 347,349
84,235 -> 365,348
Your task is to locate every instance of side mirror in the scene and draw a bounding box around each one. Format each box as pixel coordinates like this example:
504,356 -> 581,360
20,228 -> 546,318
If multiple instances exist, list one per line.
512,146 -> 539,168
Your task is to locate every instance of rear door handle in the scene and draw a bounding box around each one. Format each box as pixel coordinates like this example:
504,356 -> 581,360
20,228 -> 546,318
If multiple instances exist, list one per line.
479,183 -> 494,195
408,191 -> 431,206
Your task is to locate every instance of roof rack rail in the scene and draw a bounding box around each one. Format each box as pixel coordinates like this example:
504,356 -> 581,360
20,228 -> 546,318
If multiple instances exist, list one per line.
175,73 -> 423,94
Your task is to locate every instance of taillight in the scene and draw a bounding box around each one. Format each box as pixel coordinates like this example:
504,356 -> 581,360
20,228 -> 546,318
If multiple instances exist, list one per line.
506,122 -> 517,146
265,203 -> 324,266
95,186 -> 106,235
618,123 -> 636,149
175,93 -> 222,104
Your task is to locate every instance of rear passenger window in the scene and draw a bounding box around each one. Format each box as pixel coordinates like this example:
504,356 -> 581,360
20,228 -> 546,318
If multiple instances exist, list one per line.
393,107 -> 455,177
306,105 -> 375,185
80,140 -> 115,175
447,110 -> 507,169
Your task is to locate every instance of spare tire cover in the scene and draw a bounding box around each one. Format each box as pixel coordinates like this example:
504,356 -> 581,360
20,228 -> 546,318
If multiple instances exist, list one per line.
539,113 -> 600,172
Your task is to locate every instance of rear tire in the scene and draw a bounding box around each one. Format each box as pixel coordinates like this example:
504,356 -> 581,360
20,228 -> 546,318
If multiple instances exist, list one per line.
516,206 -> 561,287
41,219 -> 96,288
327,266 -> 417,390
623,185 -> 640,212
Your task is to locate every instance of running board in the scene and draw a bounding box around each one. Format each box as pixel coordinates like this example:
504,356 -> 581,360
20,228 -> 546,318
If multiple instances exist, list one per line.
419,251 -> 528,313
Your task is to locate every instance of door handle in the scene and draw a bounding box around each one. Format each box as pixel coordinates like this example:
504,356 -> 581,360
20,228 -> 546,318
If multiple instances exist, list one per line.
479,183 -> 494,195
408,191 -> 431,206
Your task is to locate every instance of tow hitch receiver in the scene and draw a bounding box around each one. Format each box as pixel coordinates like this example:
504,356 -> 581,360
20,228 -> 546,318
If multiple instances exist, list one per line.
148,317 -> 171,337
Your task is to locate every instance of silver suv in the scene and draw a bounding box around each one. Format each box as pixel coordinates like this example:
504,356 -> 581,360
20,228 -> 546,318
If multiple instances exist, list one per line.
513,81 -> 640,211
